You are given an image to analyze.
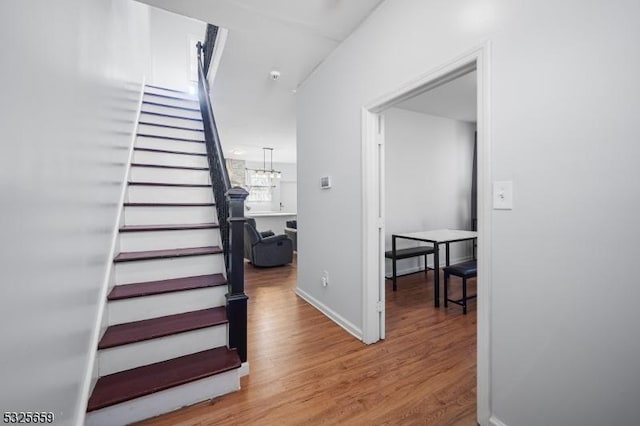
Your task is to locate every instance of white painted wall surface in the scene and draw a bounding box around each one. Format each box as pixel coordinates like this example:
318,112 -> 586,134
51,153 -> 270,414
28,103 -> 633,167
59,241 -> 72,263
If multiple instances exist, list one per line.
0,1 -> 151,424
297,1 -> 640,425
385,108 -> 475,276
279,180 -> 298,214
278,162 -> 298,214
148,7 -> 206,91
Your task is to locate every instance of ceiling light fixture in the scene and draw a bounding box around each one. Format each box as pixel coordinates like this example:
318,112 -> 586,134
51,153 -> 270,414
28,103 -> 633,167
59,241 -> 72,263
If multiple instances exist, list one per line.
246,147 -> 281,179
270,70 -> 281,81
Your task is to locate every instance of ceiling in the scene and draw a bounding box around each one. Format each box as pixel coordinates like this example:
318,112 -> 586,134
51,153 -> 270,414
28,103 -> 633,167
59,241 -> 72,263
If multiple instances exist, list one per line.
394,71 -> 477,123
137,0 -> 386,163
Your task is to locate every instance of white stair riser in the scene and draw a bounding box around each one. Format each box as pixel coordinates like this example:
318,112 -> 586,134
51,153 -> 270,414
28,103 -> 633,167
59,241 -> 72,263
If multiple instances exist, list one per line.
130,166 -> 210,186
137,123 -> 204,141
139,113 -> 203,130
144,86 -> 198,100
143,94 -> 198,110
136,136 -> 206,154
123,205 -> 217,226
119,228 -> 220,252
133,150 -> 208,168
145,86 -> 197,100
107,286 -> 227,325
115,254 -> 224,285
127,185 -> 213,204
98,325 -> 227,376
85,367 -> 239,426
142,103 -> 201,120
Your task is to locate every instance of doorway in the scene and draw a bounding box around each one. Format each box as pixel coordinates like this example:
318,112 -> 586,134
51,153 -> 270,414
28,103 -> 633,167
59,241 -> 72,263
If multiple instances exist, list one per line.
360,45 -> 491,424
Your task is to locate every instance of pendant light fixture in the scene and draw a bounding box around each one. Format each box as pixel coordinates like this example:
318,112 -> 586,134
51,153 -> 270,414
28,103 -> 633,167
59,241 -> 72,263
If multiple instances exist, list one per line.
246,147 -> 281,179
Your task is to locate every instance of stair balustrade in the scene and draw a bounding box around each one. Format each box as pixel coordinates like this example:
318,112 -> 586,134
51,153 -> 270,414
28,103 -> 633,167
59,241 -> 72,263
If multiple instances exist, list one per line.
196,28 -> 249,363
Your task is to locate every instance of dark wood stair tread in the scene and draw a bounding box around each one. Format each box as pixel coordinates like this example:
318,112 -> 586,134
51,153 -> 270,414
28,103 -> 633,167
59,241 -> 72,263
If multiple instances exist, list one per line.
98,307 -> 227,349
142,100 -> 199,112
140,111 -> 202,122
128,181 -> 211,188
87,346 -> 240,412
108,274 -> 227,300
114,246 -> 223,262
134,147 -> 207,156
130,163 -> 208,171
119,223 -> 219,232
123,202 -> 215,207
136,133 -> 204,143
138,121 -> 204,132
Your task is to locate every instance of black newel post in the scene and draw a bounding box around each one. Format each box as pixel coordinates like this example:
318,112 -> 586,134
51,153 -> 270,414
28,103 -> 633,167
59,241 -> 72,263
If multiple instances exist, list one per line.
225,187 -> 249,362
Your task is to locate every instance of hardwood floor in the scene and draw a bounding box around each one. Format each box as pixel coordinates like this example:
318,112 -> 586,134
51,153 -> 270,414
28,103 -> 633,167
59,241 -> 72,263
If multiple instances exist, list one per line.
136,261 -> 477,425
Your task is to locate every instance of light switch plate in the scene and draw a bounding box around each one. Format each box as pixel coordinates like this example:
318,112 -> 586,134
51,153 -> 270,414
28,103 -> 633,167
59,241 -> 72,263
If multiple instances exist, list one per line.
320,176 -> 332,189
493,181 -> 513,210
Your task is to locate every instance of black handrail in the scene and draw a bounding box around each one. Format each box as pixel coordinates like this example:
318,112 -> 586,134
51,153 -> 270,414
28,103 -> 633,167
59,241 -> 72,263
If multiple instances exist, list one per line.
196,28 -> 249,363
196,40 -> 231,263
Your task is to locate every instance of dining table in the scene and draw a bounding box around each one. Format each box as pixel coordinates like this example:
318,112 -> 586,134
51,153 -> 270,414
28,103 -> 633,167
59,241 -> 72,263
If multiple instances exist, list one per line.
392,229 -> 477,307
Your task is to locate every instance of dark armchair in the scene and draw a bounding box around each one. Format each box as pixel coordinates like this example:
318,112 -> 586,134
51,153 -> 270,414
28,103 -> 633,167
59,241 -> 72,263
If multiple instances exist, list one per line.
244,218 -> 293,267
284,220 -> 297,252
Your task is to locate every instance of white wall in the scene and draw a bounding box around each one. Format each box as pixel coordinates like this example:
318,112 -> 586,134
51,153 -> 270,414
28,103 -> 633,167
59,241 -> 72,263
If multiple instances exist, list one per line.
280,180 -> 298,213
385,108 -> 475,276
0,1 -> 151,424
148,6 -> 206,91
297,1 -> 640,425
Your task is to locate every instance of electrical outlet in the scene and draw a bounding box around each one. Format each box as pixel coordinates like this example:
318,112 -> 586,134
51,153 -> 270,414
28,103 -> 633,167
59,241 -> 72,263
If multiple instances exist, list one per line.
322,271 -> 329,287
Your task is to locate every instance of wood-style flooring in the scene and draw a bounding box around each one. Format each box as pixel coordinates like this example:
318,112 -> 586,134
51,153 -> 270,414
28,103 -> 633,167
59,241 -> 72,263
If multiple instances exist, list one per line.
136,261 -> 477,425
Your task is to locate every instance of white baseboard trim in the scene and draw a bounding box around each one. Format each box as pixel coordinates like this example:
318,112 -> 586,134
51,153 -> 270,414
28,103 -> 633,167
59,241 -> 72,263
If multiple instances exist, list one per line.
295,287 -> 362,341
238,361 -> 250,377
77,75 -> 147,426
489,415 -> 508,426
384,264 -> 426,279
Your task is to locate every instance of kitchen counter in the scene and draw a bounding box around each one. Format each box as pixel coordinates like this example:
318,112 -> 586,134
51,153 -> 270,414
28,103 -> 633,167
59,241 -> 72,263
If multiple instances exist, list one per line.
246,212 -> 296,234
246,211 -> 297,217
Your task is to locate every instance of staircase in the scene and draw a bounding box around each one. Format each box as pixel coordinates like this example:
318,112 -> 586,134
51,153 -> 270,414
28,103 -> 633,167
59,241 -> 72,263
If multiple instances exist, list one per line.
85,85 -> 242,426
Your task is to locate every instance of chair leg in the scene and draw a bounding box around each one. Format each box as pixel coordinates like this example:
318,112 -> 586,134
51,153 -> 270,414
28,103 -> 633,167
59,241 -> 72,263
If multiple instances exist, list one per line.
392,256 -> 397,291
444,272 -> 449,307
424,254 -> 428,276
462,277 -> 467,315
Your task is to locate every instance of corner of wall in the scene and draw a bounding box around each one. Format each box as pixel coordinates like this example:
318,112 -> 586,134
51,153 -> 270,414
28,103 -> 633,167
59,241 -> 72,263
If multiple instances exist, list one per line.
295,287 -> 362,341
489,415 -> 509,426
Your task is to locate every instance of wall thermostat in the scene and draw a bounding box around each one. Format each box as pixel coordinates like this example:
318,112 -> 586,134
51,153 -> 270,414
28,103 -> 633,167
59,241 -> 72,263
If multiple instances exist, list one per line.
320,176 -> 332,189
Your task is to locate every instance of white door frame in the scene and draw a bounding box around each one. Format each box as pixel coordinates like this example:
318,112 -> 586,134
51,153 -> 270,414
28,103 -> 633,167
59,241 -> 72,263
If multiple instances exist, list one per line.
360,42 -> 492,425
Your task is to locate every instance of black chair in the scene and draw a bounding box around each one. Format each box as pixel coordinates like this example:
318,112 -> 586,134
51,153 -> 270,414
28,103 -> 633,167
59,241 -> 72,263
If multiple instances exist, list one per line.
443,260 -> 477,314
284,220 -> 297,252
244,218 -> 293,267
384,246 -> 434,291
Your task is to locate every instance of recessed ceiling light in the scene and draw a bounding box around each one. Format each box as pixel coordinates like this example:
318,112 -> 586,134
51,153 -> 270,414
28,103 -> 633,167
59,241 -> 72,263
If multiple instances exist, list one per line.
270,70 -> 281,80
